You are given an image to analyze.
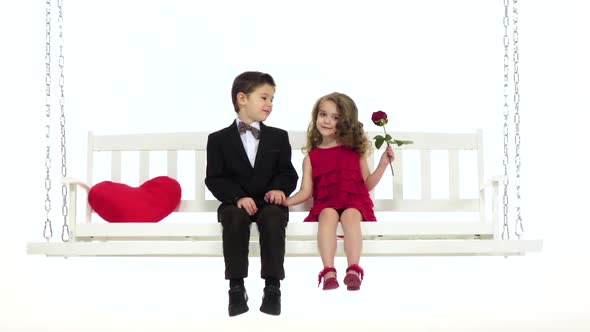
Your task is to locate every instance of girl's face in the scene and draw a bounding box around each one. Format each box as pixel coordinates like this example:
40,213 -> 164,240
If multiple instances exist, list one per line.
238,83 -> 275,124
315,99 -> 340,138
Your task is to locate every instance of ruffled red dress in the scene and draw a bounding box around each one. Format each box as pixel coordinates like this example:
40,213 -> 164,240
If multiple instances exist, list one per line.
304,145 -> 376,222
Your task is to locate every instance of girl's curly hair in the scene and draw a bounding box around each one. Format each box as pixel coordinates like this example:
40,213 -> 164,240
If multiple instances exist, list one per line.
304,92 -> 371,156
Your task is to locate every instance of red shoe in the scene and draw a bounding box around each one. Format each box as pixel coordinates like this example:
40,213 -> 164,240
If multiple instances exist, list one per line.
317,267 -> 339,290
343,264 -> 364,291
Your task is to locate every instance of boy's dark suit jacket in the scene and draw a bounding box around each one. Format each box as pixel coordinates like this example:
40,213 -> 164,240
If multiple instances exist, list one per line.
205,121 -> 299,219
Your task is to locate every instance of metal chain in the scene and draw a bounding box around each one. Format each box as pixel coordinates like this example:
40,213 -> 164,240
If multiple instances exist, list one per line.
512,0 -> 524,239
58,0 -> 70,242
501,0 -> 510,240
43,0 -> 53,241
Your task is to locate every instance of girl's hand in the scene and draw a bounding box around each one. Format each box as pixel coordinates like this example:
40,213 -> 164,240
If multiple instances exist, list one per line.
379,145 -> 395,168
264,190 -> 286,205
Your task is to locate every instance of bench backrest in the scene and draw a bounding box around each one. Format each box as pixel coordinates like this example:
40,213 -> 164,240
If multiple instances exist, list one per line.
86,130 -> 484,218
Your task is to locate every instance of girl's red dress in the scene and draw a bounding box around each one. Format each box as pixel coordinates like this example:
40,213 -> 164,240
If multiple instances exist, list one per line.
304,145 -> 376,222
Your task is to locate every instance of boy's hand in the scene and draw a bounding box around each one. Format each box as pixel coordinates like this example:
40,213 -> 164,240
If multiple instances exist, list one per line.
379,145 -> 395,168
264,190 -> 286,205
237,197 -> 258,215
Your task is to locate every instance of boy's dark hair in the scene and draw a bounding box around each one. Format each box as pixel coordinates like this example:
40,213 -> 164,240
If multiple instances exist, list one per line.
231,71 -> 276,113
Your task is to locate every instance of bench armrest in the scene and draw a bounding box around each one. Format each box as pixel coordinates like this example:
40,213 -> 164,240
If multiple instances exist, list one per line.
62,177 -> 91,191
480,175 -> 505,191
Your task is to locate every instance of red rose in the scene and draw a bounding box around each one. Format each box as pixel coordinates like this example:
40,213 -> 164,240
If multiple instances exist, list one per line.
371,111 -> 388,126
370,110 -> 413,177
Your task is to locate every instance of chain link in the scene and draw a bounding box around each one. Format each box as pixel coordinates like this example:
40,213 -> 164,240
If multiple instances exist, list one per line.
501,0 -> 510,240
512,0 -> 524,239
58,0 -> 70,242
43,0 -> 53,241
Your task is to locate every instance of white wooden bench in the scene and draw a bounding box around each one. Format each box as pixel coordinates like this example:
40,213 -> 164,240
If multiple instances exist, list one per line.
27,130 -> 542,257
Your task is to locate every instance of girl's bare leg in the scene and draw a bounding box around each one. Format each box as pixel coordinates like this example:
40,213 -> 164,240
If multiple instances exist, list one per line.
317,208 -> 339,279
340,208 -> 362,267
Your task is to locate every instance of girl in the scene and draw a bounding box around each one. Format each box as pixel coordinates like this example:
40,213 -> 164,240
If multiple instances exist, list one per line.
283,92 -> 394,291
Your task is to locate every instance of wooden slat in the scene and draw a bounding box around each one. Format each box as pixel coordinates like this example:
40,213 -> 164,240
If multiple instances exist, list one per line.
110,151 -> 122,182
93,132 -> 210,151
373,199 -> 479,211
148,198 -> 481,213
365,131 -> 479,150
449,149 -> 460,200
195,151 -> 205,201
421,150 -> 431,199
27,239 -> 543,257
91,131 -> 479,152
72,221 -> 496,241
477,129 -> 486,223
139,151 -> 149,184
394,150 -> 403,199
166,150 -> 177,178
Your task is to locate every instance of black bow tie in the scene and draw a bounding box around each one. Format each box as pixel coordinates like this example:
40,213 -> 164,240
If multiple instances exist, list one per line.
238,122 -> 260,139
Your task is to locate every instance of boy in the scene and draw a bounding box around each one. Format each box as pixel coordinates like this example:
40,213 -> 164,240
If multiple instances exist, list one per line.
205,71 -> 298,317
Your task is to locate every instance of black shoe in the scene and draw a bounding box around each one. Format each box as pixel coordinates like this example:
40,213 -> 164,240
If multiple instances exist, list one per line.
228,285 -> 249,317
259,285 -> 281,316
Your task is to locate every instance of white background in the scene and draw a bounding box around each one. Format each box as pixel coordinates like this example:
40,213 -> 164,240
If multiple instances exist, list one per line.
1,1 -> 589,331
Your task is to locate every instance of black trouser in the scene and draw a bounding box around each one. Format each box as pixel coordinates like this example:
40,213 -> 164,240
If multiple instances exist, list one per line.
219,204 -> 288,280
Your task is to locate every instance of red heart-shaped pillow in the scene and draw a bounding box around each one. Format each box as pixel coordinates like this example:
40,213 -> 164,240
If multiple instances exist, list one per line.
88,176 -> 182,223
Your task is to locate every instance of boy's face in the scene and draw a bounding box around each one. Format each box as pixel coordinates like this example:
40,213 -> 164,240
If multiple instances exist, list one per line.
315,100 -> 340,138
237,83 -> 275,124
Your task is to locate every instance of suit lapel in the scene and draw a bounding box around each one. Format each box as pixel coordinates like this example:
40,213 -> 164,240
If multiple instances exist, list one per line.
253,122 -> 268,169
227,122 -> 252,168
